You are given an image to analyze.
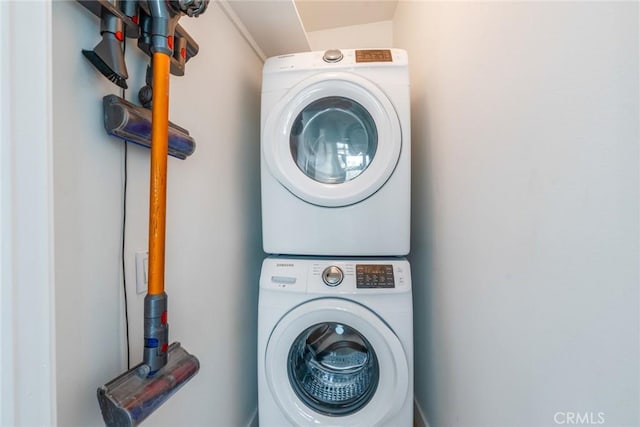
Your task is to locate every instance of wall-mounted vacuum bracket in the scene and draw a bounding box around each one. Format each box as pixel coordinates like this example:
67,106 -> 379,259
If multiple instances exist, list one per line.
78,0 -> 202,84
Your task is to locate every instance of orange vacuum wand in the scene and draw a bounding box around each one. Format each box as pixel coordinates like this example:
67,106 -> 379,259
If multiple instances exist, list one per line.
148,51 -> 170,298
141,0 -> 208,379
142,51 -> 171,374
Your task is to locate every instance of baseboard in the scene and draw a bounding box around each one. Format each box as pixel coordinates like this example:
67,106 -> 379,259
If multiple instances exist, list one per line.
246,407 -> 258,427
414,398 -> 430,427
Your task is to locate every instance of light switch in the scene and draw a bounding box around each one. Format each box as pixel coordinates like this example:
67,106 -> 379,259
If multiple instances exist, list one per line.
135,251 -> 148,295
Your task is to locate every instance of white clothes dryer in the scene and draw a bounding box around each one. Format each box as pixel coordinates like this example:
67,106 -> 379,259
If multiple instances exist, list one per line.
261,49 -> 410,256
258,256 -> 413,427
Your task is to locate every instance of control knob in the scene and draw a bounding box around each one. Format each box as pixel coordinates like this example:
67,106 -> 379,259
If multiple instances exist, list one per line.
322,266 -> 344,287
323,49 -> 343,63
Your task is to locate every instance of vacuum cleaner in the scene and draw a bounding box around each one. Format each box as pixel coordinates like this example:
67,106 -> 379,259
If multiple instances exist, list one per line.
81,1 -> 209,425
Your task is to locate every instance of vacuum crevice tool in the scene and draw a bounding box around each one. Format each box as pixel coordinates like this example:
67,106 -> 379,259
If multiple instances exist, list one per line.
82,9 -> 128,89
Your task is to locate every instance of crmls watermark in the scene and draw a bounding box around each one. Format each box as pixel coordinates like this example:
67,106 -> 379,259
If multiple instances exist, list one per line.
554,412 -> 606,425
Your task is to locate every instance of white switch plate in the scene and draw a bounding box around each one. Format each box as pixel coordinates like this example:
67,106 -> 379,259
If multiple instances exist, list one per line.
135,251 -> 148,295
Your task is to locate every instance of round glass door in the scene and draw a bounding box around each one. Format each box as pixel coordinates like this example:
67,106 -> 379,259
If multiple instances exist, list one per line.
288,322 -> 379,416
290,97 -> 378,185
264,298 -> 409,425
262,73 -> 402,207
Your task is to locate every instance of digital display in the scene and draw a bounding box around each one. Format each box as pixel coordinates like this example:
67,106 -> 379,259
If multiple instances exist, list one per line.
355,49 -> 393,63
356,264 -> 395,288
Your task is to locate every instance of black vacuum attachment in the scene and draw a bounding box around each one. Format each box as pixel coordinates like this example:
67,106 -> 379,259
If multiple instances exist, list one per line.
80,0 -> 133,88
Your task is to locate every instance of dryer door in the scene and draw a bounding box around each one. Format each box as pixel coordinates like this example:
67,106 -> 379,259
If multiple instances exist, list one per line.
265,298 -> 409,426
262,72 -> 402,207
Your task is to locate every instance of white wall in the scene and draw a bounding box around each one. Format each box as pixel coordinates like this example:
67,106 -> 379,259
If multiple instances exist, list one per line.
53,2 -> 263,426
306,20 -> 393,51
394,2 -> 639,427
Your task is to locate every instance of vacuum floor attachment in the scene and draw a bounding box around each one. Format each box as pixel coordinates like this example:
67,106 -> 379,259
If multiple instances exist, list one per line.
98,342 -> 199,427
103,95 -> 196,159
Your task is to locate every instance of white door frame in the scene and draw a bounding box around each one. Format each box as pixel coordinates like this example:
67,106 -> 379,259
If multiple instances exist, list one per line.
0,1 -> 57,425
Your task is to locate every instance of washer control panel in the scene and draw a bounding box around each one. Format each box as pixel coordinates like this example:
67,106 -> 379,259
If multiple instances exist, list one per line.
356,264 -> 395,288
322,266 -> 344,287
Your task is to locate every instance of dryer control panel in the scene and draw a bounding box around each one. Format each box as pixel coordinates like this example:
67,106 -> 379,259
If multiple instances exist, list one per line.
260,257 -> 410,294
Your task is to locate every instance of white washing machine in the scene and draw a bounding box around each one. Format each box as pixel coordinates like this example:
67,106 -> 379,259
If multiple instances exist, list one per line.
258,256 -> 413,427
261,49 -> 410,256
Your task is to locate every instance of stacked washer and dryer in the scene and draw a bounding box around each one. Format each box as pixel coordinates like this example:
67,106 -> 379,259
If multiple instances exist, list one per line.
258,49 -> 413,427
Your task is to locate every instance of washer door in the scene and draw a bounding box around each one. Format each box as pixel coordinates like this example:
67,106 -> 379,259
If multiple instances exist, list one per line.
262,72 -> 402,207
265,299 -> 409,426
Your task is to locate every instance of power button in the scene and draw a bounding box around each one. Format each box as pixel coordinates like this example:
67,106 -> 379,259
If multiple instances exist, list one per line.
322,266 -> 344,287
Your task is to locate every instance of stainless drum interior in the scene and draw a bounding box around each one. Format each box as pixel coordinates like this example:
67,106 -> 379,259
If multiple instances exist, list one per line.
287,322 -> 379,416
